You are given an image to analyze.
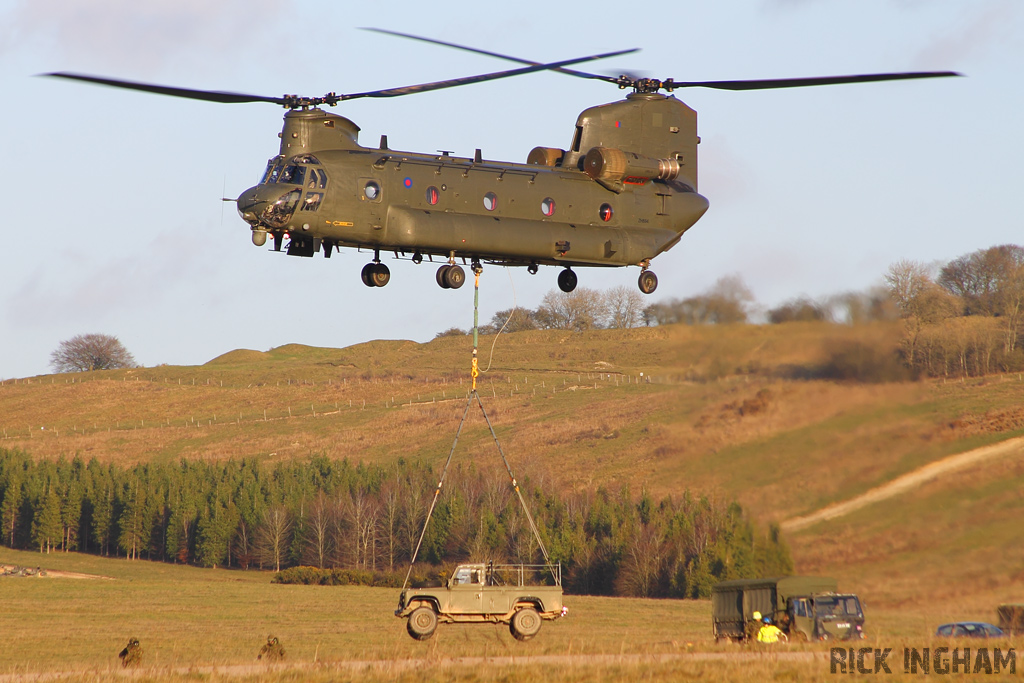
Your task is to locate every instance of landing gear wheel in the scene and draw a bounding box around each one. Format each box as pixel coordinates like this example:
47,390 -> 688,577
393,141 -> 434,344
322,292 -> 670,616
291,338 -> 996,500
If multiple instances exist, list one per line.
436,265 -> 451,289
407,606 -> 438,640
638,270 -> 658,294
527,263 -> 539,275
370,263 -> 391,287
361,263 -> 376,288
557,268 -> 577,293
509,607 -> 542,641
412,251 -> 423,264
445,264 -> 466,289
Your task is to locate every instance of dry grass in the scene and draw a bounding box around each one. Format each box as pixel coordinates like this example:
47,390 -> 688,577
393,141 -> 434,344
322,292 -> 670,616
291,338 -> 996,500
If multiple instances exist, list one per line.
4,322 -> 1024,628
2,547 -> 1020,683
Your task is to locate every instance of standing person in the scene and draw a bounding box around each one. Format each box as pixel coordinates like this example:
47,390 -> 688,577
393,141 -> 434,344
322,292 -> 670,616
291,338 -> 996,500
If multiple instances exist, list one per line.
757,616 -> 788,643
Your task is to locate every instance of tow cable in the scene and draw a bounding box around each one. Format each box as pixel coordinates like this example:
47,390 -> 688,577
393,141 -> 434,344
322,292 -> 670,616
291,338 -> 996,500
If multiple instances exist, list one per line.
401,265 -> 553,592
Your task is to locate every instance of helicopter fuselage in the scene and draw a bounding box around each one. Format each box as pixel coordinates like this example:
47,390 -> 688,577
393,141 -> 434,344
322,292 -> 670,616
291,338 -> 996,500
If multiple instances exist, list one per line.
236,93 -> 710,293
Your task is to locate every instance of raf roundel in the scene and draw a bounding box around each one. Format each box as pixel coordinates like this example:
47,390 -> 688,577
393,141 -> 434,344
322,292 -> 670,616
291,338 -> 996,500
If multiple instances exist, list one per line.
403,177 -> 413,189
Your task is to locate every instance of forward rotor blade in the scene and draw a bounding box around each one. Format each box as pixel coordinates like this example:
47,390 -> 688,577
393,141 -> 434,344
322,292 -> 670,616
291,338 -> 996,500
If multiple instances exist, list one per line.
667,71 -> 961,91
43,72 -> 288,105
361,27 -> 624,85
43,47 -> 637,108
340,48 -> 638,100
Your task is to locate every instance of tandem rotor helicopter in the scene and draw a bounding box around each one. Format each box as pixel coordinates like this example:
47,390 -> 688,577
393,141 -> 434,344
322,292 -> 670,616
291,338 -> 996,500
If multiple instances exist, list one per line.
47,29 -> 958,295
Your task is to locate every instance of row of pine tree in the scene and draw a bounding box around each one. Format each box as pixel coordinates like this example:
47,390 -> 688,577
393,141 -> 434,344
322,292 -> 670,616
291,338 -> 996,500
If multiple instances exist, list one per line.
0,448 -> 791,598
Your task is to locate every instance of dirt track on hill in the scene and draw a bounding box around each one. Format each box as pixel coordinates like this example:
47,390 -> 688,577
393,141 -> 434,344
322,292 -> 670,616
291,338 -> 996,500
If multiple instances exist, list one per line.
781,436 -> 1024,532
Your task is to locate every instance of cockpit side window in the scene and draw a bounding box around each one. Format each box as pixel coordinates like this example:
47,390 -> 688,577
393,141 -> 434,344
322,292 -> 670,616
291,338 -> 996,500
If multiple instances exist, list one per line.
308,168 -> 328,189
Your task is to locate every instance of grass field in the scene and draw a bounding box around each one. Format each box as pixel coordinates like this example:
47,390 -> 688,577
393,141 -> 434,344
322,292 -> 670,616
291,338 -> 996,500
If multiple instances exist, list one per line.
2,548 -> 1020,682
3,322 -> 1024,680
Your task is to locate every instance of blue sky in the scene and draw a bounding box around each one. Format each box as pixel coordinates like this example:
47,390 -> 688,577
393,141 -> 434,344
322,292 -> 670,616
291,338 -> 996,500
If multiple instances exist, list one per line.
1,0 -> 1020,379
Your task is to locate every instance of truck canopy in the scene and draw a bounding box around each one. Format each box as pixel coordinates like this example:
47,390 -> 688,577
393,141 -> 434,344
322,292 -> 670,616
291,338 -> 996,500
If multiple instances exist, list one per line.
712,576 -> 839,620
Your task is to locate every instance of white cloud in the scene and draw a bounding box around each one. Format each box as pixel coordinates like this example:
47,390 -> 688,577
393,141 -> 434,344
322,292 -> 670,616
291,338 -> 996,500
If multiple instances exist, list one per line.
3,0 -> 290,73
913,2 -> 1021,68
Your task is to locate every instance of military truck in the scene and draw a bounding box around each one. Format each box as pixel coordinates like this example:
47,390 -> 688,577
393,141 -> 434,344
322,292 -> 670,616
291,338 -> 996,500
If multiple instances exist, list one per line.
712,576 -> 865,642
395,562 -> 566,641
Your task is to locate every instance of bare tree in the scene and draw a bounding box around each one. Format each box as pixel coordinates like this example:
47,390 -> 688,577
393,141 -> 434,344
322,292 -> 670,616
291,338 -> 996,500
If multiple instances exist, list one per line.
604,286 -> 645,329
642,275 -> 755,326
303,492 -> 334,569
939,246 -> 1024,353
767,297 -> 832,324
258,506 -> 292,572
50,333 -> 136,373
885,260 -> 958,364
702,275 -> 755,324
831,288 -> 898,325
489,307 -> 538,333
535,287 -> 607,331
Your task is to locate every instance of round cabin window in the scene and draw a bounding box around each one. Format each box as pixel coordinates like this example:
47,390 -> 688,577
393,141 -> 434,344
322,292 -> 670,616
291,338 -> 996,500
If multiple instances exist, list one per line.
426,186 -> 440,205
599,203 -> 613,222
483,192 -> 498,211
541,198 -> 556,216
364,181 -> 381,200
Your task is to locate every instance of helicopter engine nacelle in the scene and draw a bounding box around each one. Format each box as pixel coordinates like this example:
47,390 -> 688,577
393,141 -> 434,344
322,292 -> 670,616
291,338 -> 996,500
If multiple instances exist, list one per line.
583,147 -> 681,187
527,146 -> 566,167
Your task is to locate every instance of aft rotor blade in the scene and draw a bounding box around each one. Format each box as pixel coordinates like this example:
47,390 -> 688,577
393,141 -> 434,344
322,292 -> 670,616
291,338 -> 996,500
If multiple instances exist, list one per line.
340,48 -> 638,100
361,27 -> 624,85
667,71 -> 961,91
43,72 -> 289,105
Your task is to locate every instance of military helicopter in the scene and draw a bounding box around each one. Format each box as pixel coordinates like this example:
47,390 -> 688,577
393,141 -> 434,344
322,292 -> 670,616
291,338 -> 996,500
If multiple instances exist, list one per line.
47,31 -> 958,295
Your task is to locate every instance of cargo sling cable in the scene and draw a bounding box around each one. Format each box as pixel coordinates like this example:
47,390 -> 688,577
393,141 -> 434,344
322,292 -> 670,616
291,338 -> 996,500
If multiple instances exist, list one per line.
401,265 -> 552,592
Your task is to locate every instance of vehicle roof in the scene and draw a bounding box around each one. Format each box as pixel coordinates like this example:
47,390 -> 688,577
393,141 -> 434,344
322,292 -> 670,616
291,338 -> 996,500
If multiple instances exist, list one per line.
712,576 -> 839,595
938,621 -> 1002,628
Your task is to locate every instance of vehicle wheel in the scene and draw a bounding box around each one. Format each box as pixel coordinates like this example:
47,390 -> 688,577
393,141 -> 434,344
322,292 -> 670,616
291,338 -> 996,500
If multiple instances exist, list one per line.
436,265 -> 451,289
444,264 -> 466,289
361,263 -> 376,288
509,607 -> 542,641
557,268 -> 577,293
371,263 -> 391,287
638,270 -> 658,294
407,606 -> 438,640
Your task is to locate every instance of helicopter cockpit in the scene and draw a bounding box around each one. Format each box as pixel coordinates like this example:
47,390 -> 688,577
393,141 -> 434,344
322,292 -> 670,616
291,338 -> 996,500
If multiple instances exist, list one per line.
260,154 -> 328,213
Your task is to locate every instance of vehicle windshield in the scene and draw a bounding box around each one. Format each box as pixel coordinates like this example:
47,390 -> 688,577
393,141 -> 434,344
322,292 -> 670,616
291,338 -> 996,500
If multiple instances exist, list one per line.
451,566 -> 483,586
815,596 -> 862,618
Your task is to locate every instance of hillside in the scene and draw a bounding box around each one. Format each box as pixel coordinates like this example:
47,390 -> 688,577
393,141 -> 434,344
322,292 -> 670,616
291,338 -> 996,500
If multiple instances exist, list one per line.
2,321 -> 1023,611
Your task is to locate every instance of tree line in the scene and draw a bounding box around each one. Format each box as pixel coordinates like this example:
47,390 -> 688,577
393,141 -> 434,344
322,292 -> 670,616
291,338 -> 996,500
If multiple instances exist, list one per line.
884,244 -> 1024,376
0,448 -> 791,598
448,244 -> 1024,378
